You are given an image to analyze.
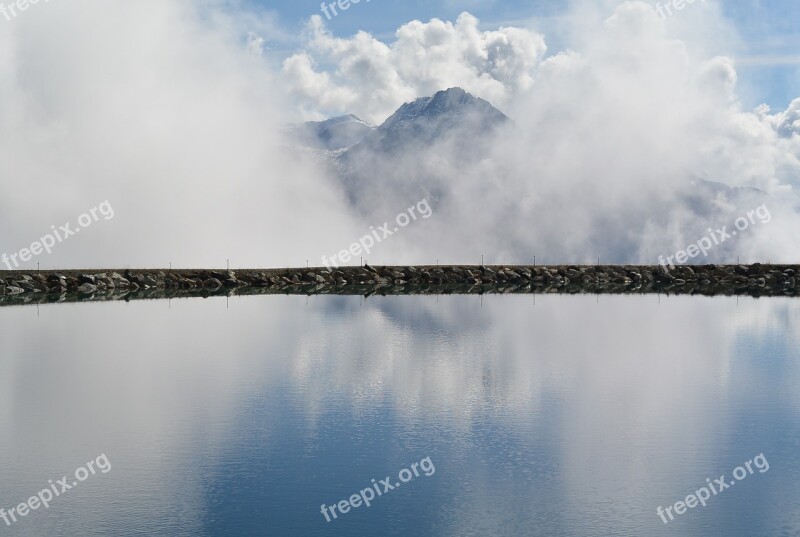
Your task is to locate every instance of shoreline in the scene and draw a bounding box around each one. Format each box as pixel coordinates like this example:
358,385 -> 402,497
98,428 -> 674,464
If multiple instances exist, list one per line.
0,264 -> 797,307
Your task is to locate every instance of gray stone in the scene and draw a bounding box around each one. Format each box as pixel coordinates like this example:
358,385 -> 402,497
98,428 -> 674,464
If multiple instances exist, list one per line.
204,278 -> 223,289
78,283 -> 97,294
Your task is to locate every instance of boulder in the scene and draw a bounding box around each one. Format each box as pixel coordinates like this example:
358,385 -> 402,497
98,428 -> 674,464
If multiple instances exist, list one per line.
77,283 -> 97,294
204,278 -> 223,289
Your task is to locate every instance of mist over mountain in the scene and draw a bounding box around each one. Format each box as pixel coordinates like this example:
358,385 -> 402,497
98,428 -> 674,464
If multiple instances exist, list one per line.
298,88 -> 511,209
275,4 -> 800,267
293,88 -> 769,210
346,87 -> 508,156
288,114 -> 375,151
287,85 -> 787,266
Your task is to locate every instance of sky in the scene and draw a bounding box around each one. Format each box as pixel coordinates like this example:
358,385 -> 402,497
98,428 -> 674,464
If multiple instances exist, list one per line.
252,0 -> 800,113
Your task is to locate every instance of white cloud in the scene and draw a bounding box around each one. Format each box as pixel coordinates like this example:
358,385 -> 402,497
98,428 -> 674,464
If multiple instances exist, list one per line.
282,12 -> 547,123
247,33 -> 266,56
297,1 -> 800,266
0,0 -> 362,269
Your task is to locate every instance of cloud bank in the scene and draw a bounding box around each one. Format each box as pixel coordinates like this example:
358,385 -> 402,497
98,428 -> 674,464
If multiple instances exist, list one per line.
283,12 -> 547,123
0,0 -> 361,269
0,0 -> 798,269
284,1 -> 800,265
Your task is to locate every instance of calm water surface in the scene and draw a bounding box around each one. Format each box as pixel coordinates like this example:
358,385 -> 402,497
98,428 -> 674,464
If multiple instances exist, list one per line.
0,294 -> 799,536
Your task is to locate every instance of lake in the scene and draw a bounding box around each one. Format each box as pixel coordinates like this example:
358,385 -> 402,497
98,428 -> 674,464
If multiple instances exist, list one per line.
0,293 -> 797,536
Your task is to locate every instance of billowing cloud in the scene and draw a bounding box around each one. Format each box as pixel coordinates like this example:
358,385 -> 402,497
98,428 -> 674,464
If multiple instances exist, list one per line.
288,1 -> 800,266
282,12 -> 547,123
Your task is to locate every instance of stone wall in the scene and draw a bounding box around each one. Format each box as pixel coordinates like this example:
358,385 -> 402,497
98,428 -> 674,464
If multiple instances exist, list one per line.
0,264 -> 797,306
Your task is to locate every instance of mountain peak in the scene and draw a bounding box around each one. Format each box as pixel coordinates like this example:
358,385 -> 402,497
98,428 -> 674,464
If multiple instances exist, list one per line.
380,87 -> 507,132
429,87 -> 470,106
332,87 -> 510,208
288,87 -> 508,164
377,88 -> 510,143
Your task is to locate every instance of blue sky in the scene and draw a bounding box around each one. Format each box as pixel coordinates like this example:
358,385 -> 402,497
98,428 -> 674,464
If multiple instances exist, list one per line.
252,0 -> 800,110
252,0 -> 560,40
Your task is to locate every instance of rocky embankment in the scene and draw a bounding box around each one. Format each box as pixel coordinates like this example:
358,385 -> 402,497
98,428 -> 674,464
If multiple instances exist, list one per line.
1,264 -> 798,307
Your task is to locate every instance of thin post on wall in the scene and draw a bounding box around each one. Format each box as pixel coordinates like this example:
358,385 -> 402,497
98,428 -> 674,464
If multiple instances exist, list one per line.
227,259 -> 230,271
534,256 -> 536,268
481,255 -> 484,267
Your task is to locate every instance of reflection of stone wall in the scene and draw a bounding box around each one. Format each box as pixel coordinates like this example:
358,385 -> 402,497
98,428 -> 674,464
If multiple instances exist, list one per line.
0,264 -> 797,306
